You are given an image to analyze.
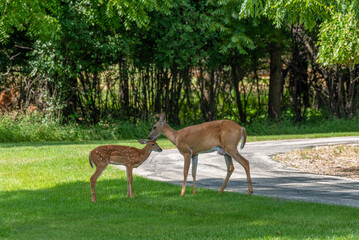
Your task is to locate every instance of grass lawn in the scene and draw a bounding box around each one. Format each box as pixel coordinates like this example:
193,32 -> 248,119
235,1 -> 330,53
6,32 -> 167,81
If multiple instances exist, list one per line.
1,139 -> 359,239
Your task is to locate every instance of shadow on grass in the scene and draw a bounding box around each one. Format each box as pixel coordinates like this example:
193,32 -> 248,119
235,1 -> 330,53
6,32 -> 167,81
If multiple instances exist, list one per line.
0,179 -> 180,239
176,175 -> 359,207
1,178 -> 359,239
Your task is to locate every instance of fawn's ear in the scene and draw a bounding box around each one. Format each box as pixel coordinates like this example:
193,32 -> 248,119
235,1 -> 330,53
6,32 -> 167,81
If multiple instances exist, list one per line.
159,112 -> 166,123
137,139 -> 146,144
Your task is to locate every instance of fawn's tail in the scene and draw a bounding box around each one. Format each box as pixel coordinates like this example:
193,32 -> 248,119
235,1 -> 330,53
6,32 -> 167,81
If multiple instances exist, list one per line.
89,155 -> 94,168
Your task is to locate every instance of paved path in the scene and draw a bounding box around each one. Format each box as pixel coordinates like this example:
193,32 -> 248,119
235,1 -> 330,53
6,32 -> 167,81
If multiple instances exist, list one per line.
117,136 -> 359,207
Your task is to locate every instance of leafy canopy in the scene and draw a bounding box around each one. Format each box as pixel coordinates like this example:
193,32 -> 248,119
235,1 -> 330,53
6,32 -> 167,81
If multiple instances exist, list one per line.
237,0 -> 359,66
0,0 -> 173,44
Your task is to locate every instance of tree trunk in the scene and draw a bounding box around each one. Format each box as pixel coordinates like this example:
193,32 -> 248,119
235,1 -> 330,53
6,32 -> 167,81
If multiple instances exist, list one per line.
119,58 -> 130,120
268,42 -> 283,120
288,36 -> 309,122
231,64 -> 246,123
62,77 -> 78,120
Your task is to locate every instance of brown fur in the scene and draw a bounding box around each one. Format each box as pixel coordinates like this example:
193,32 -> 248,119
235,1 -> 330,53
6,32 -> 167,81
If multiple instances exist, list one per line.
148,113 -> 253,196
89,139 -> 162,202
0,88 -> 19,113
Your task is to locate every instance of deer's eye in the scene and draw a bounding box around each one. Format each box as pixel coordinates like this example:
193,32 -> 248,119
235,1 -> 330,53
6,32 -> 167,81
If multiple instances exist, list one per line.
153,126 -> 157,130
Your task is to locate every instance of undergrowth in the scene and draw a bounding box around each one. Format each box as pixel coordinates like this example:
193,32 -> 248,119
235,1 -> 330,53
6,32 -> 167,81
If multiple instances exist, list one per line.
0,114 -> 358,143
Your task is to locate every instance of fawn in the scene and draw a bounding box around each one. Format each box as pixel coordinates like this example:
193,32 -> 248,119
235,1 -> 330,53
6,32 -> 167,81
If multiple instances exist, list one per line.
89,139 -> 162,202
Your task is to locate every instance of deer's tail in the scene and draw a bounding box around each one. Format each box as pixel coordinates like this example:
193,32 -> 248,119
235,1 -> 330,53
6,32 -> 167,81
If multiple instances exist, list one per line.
240,127 -> 247,149
89,154 -> 94,168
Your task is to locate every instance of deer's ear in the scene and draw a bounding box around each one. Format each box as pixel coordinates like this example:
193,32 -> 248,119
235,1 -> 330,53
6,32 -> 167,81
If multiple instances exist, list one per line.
159,112 -> 166,123
137,139 -> 146,144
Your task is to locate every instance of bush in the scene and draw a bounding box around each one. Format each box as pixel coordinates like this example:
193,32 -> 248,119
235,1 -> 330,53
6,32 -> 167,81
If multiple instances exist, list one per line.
0,115 -> 154,143
244,117 -> 359,136
0,114 -> 358,143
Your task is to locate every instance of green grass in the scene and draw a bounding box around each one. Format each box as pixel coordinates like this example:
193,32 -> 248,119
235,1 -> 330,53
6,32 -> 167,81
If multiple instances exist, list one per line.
0,115 -> 155,142
248,131 -> 359,142
1,142 -> 359,239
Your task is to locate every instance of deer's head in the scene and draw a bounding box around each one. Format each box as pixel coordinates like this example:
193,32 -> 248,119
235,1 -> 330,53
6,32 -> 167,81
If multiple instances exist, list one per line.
147,113 -> 166,141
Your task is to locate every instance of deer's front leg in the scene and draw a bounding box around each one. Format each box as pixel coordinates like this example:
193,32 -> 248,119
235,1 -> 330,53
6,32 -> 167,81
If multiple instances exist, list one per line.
126,165 -> 134,198
181,153 -> 191,196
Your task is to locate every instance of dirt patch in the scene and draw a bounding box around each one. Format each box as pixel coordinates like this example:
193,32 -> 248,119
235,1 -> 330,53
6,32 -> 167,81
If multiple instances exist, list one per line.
274,144 -> 359,180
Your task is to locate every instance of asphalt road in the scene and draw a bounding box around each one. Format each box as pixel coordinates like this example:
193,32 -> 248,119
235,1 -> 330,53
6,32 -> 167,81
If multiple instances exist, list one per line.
116,136 -> 359,207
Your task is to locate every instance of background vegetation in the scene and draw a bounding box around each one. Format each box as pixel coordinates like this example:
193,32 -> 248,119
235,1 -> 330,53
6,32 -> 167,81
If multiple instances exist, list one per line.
0,113 -> 357,143
1,0 -> 359,126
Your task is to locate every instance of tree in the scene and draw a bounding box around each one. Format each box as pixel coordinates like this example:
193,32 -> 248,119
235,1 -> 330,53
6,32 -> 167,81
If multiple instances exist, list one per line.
268,38 -> 282,120
1,0 -> 175,121
240,0 -> 359,118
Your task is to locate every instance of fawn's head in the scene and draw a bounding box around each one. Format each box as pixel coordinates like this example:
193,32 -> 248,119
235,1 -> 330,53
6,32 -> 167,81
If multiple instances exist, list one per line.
147,113 -> 166,140
138,139 -> 162,152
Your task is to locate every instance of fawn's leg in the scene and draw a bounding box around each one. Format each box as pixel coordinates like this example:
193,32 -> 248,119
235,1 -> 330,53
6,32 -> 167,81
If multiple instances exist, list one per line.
126,165 -> 134,198
90,165 -> 107,202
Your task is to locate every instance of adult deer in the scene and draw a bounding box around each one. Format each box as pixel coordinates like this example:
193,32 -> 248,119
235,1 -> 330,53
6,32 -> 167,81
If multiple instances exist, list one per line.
89,139 -> 162,202
147,113 -> 253,196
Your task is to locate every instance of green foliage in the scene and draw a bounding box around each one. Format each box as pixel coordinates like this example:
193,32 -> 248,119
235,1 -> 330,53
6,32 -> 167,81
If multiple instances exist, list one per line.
1,0 -> 359,124
240,0 -> 359,66
0,0 -> 173,44
245,116 -> 359,137
0,114 -> 155,142
0,0 -> 61,44
208,0 -> 256,55
0,114 -> 358,143
263,0 -> 331,30
143,1 -> 202,69
317,8 -> 359,66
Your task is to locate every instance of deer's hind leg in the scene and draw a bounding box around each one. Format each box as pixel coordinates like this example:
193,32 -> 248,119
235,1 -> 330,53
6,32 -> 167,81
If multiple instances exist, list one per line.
226,148 -> 253,195
219,154 -> 234,193
191,154 -> 198,194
